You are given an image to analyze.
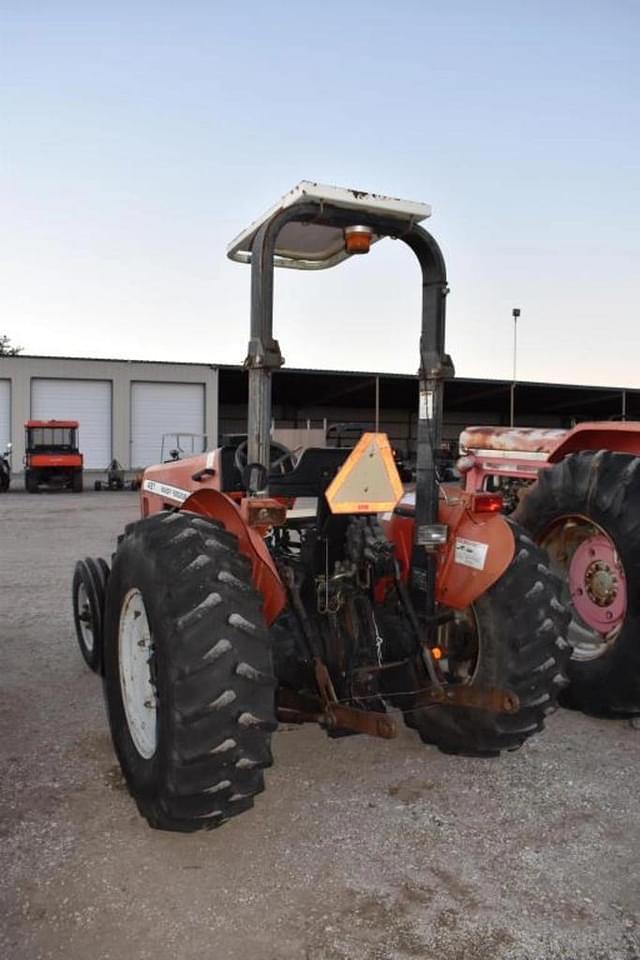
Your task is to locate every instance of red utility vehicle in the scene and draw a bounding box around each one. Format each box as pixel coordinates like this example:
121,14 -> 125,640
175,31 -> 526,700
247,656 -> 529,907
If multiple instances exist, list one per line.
72,183 -> 568,833
25,419 -> 83,492
459,422 -> 640,716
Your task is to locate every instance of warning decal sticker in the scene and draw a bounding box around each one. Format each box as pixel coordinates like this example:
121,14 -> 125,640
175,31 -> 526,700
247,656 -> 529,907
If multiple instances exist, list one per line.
454,537 -> 489,571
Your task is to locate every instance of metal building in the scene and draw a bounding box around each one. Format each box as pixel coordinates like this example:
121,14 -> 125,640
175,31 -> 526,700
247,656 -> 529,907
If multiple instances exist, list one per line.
0,355 -> 218,472
1,352 -> 637,476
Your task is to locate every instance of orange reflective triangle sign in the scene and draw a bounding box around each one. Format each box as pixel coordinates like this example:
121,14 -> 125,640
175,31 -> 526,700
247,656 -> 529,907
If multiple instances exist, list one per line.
325,432 -> 404,515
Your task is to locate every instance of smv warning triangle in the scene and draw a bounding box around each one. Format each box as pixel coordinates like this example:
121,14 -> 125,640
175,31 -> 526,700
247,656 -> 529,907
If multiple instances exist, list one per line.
325,432 -> 404,515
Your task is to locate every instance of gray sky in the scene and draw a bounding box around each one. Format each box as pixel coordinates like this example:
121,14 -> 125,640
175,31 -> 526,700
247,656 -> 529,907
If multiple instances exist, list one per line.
2,1 -> 639,387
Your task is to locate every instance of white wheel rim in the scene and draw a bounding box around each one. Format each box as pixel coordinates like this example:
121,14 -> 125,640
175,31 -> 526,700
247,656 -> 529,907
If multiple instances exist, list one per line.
118,588 -> 158,759
77,581 -> 95,653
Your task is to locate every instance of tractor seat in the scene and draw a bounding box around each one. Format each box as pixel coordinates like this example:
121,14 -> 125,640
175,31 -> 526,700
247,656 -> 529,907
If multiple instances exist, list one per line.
268,447 -> 349,498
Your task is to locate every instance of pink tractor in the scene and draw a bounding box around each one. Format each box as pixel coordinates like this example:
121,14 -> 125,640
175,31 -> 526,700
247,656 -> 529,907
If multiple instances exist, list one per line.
458,422 -> 640,717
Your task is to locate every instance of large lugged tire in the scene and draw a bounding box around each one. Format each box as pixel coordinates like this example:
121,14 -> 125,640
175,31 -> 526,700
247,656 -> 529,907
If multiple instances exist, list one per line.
401,522 -> 570,756
72,470 -> 83,493
514,450 -> 640,715
103,510 -> 277,832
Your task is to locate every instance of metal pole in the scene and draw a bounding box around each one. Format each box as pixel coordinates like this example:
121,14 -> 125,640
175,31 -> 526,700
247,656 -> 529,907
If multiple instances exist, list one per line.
246,201 -> 319,472
510,308 -> 520,427
400,226 -> 452,631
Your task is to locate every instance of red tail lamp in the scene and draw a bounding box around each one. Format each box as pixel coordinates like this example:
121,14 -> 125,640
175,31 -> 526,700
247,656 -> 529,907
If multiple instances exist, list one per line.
469,492 -> 503,514
345,225 -> 373,254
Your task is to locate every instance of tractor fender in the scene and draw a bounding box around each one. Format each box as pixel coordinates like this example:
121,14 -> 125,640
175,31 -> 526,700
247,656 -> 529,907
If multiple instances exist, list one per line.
548,421 -> 640,462
383,490 -> 516,610
435,499 -> 516,609
182,488 -> 287,625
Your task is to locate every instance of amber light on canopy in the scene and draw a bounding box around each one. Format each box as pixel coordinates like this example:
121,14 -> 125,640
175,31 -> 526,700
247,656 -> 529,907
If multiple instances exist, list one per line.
344,225 -> 373,255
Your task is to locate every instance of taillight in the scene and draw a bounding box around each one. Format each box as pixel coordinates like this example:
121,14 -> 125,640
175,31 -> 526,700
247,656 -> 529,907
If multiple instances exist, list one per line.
242,497 -> 287,528
469,492 -> 503,513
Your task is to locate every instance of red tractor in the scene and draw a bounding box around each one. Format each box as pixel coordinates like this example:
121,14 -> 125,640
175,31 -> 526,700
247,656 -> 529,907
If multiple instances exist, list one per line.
72,182 -> 568,833
459,422 -> 640,716
25,419 -> 83,492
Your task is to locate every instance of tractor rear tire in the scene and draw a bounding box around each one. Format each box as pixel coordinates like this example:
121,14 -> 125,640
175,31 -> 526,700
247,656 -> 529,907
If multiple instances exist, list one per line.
513,450 -> 640,715
401,522 -> 570,756
72,470 -> 83,493
103,510 -> 277,832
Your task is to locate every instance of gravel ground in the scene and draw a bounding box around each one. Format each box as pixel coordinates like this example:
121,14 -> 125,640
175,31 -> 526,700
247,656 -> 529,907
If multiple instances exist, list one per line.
1,491 -> 640,960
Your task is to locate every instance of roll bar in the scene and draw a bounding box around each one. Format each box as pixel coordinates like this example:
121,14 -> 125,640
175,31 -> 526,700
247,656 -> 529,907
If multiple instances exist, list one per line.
245,202 -> 452,536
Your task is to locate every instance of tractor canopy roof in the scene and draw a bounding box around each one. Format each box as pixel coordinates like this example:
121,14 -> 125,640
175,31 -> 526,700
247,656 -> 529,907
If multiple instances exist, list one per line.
226,181 -> 431,271
26,419 -> 79,429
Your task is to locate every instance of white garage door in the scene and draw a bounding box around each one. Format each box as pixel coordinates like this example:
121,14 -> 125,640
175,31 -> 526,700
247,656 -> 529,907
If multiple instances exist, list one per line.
0,380 -> 10,452
131,382 -> 205,469
31,379 -> 112,469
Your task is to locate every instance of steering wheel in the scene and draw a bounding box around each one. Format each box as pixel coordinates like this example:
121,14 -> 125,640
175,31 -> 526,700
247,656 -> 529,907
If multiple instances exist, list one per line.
233,440 -> 297,479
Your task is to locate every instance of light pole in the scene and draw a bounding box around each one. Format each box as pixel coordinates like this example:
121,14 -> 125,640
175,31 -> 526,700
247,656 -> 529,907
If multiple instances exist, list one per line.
510,307 -> 520,427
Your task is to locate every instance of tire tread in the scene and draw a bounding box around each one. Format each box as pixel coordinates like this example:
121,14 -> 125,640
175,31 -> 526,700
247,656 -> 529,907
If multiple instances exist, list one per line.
103,510 -> 275,833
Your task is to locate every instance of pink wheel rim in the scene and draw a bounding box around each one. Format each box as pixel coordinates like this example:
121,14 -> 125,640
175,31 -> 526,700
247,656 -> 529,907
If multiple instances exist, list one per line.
568,534 -> 626,634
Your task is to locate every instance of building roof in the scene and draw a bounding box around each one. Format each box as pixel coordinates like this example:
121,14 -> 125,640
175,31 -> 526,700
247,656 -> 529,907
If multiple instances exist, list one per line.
4,353 -> 638,421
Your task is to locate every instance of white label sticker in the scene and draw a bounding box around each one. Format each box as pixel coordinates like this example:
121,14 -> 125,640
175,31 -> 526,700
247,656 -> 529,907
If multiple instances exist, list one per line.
454,537 -> 489,571
143,478 -> 190,503
419,388 -> 434,421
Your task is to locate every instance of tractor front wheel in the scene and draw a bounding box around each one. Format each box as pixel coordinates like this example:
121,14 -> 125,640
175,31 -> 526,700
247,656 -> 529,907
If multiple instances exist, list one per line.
103,510 -> 277,832
514,450 -> 640,715
399,522 -> 570,756
72,557 -> 110,673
